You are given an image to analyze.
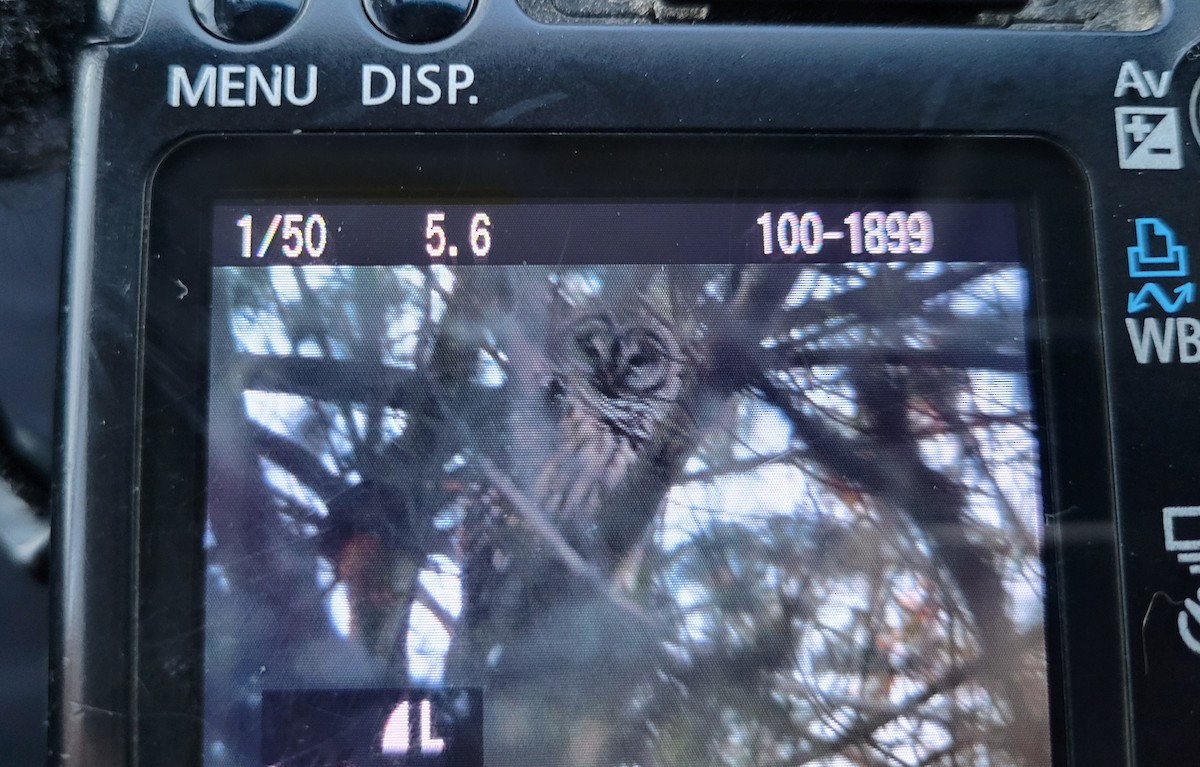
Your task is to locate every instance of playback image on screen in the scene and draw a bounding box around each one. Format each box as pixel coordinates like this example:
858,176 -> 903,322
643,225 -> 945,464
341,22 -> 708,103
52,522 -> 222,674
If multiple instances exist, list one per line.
203,262 -> 1049,767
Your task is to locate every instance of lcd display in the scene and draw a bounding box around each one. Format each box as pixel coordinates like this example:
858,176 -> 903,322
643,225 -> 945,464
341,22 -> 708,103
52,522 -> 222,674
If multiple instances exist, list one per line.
201,200 -> 1050,767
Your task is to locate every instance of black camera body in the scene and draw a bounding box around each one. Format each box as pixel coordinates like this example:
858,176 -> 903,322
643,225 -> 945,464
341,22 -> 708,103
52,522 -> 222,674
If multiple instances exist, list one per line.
57,1 -> 1200,765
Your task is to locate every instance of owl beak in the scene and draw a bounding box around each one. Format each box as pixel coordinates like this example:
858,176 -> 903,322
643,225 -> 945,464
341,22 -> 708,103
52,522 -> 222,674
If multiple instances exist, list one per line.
596,371 -> 621,398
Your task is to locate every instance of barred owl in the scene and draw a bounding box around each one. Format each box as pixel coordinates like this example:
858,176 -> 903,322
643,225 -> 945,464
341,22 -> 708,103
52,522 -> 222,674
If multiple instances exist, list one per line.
453,271 -> 695,670
531,304 -> 686,550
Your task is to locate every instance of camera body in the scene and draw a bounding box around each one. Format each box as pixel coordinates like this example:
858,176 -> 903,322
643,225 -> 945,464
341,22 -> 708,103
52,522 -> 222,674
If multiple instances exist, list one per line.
57,1 -> 1200,765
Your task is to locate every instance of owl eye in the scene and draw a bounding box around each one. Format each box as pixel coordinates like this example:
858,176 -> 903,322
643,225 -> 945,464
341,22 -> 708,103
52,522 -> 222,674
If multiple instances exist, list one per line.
543,376 -> 569,417
568,317 -> 614,371
615,329 -> 668,393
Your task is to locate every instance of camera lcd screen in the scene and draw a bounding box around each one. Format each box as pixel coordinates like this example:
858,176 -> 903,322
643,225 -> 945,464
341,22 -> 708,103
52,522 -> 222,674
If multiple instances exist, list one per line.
199,198 -> 1051,767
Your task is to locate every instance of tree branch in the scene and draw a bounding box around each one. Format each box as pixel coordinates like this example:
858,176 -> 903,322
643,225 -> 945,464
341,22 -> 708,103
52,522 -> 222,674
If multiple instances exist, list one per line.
249,422 -> 348,502
789,264 -> 993,323
795,663 -> 973,766
777,345 -> 1028,373
236,355 -> 421,409
478,458 -> 652,624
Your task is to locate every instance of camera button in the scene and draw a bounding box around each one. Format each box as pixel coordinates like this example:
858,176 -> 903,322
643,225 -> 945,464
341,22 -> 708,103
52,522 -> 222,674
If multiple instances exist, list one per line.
364,0 -> 476,44
192,0 -> 305,43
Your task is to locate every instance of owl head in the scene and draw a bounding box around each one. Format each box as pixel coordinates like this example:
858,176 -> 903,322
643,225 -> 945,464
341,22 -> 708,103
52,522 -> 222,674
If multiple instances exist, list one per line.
544,306 -> 684,450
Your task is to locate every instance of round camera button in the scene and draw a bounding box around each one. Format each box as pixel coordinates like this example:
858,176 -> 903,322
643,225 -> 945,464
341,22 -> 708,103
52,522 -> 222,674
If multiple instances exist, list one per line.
364,0 -> 476,44
192,0 -> 305,43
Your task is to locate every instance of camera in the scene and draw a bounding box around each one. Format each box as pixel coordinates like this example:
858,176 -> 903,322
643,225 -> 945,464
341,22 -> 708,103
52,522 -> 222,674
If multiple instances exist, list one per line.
55,1 -> 1200,765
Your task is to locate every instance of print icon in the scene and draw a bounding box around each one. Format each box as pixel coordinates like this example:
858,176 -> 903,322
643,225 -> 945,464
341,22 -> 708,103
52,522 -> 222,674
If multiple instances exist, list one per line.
1116,107 -> 1183,170
1128,218 -> 1189,278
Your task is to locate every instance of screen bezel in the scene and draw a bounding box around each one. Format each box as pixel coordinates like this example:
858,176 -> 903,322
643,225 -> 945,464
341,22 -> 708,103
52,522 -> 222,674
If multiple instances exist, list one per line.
139,133 -> 1123,766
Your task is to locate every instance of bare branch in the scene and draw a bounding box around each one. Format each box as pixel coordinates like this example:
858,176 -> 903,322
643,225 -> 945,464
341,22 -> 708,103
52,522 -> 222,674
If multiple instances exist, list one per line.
796,663 -> 974,766
249,422 -> 348,502
237,355 -> 422,409
777,346 -> 1028,373
478,458 -> 652,623
415,583 -> 457,632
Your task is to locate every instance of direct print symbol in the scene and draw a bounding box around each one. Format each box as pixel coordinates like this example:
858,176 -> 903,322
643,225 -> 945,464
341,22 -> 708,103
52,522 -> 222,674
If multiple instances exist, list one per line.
1115,106 -> 1183,170
1126,218 -> 1195,314
1128,218 -> 1190,278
